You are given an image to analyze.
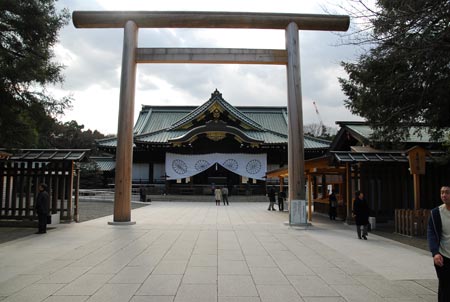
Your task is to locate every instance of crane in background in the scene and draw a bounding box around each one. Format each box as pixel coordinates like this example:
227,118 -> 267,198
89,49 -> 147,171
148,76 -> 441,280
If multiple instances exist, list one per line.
312,101 -> 324,137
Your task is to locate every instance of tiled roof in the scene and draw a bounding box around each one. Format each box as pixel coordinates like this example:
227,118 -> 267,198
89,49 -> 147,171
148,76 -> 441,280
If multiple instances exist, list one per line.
8,149 -> 89,161
134,107 -> 191,135
90,157 -> 116,171
169,90 -> 264,131
332,151 -> 445,163
98,90 -> 330,150
336,121 -> 447,143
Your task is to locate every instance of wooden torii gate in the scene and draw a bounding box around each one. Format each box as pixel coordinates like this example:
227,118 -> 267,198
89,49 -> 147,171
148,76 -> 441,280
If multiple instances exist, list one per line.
73,11 -> 349,224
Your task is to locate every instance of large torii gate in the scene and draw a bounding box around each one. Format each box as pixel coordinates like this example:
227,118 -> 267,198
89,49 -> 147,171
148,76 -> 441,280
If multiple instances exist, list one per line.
73,11 -> 349,224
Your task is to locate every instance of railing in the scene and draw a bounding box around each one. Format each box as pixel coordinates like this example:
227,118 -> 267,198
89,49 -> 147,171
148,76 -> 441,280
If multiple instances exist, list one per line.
394,209 -> 430,237
0,161 -> 76,221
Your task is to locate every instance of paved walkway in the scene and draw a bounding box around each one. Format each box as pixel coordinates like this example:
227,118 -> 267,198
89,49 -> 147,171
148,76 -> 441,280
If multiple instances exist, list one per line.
0,202 -> 438,302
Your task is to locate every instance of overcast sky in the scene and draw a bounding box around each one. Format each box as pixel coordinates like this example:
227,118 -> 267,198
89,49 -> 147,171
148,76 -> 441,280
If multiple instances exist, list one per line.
52,0 -> 365,135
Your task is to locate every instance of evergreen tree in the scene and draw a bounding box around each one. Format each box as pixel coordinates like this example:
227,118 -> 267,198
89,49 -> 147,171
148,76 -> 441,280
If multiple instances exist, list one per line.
339,0 -> 450,141
0,0 -> 70,148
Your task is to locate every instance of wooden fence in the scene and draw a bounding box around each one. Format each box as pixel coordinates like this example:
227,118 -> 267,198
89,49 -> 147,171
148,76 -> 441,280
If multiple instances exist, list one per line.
394,209 -> 430,237
0,161 -> 79,222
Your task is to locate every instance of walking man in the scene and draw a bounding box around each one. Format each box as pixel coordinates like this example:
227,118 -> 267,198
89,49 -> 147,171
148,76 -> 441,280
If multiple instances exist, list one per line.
35,183 -> 49,234
427,185 -> 450,301
352,191 -> 370,240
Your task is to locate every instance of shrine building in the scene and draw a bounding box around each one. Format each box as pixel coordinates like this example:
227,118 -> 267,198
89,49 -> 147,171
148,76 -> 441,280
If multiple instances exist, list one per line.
97,89 -> 330,194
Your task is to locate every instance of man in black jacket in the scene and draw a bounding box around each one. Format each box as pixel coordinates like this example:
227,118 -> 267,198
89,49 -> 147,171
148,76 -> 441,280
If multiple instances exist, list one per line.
352,191 -> 370,240
427,185 -> 450,301
35,183 -> 49,234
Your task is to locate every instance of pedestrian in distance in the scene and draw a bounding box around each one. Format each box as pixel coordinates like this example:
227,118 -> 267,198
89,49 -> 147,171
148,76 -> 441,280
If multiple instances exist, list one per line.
139,186 -> 146,202
329,190 -> 338,220
278,190 -> 286,211
352,191 -> 370,240
214,186 -> 222,206
427,185 -> 450,302
267,186 -> 276,211
34,183 -> 49,234
221,186 -> 229,206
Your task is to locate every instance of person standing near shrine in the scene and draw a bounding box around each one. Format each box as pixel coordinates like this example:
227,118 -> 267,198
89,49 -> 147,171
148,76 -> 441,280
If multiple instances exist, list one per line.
267,186 -> 276,211
352,191 -> 369,240
221,186 -> 229,206
278,189 -> 286,211
427,185 -> 450,301
329,190 -> 338,220
35,183 -> 49,234
214,186 -> 222,206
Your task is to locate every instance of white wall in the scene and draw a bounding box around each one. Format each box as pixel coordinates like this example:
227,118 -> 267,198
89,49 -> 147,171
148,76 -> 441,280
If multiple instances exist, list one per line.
132,163 -> 149,182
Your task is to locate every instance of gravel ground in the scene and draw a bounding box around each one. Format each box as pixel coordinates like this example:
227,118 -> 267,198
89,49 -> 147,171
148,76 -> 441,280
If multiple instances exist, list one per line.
77,200 -> 149,222
0,201 -> 428,252
0,200 -> 149,244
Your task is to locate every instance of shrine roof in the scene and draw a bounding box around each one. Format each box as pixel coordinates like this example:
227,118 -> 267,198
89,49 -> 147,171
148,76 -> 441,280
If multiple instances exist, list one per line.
97,90 -> 330,150
168,89 -> 264,131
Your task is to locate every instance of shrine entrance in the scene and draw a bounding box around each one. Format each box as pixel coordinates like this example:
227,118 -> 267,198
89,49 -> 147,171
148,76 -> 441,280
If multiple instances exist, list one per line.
73,11 -> 349,223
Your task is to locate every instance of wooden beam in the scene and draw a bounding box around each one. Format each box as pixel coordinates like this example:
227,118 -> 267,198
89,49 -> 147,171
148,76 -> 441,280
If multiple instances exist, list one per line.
73,11 -> 350,31
136,48 -> 288,65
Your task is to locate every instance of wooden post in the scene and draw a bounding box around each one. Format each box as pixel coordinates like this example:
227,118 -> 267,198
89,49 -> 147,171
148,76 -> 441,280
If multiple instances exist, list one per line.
345,162 -> 352,223
279,176 -> 284,192
285,22 -> 305,205
74,165 -> 80,222
308,174 -> 313,222
413,174 -> 420,210
111,20 -> 138,224
67,161 -> 74,221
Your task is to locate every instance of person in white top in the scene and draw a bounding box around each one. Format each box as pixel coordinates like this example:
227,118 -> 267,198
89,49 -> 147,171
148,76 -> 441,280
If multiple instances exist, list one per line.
214,187 -> 222,206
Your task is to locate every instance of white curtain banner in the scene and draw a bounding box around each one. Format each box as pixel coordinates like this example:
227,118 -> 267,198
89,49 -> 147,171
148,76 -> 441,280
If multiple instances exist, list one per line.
165,153 -> 267,180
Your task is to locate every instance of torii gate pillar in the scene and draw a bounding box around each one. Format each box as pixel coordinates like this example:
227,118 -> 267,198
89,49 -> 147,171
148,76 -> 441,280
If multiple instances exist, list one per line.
286,22 -> 305,203
109,20 -> 138,225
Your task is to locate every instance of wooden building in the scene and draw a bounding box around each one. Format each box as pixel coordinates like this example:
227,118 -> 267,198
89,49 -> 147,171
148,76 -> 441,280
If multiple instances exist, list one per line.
0,149 -> 88,223
266,121 -> 450,225
97,89 -> 330,194
329,121 -> 449,221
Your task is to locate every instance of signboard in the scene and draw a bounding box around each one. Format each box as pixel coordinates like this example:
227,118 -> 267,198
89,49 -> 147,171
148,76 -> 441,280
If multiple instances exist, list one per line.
290,199 -> 307,225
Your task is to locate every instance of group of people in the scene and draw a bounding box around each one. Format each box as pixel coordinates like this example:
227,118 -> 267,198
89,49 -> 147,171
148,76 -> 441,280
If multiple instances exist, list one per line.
267,186 -> 286,211
214,186 -> 229,206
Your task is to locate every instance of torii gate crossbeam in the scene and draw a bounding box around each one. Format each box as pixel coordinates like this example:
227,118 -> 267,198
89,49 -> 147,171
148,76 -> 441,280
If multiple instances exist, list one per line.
72,11 -> 349,224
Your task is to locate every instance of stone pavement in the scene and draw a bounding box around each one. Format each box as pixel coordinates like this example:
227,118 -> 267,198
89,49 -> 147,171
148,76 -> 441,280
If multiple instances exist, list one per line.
0,202 -> 438,302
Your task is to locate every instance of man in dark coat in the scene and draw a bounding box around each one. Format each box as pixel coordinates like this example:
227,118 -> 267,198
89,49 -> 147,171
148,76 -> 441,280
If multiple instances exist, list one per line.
352,191 -> 370,240
35,183 -> 49,234
328,191 -> 338,220
427,185 -> 450,301
267,186 -> 276,211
